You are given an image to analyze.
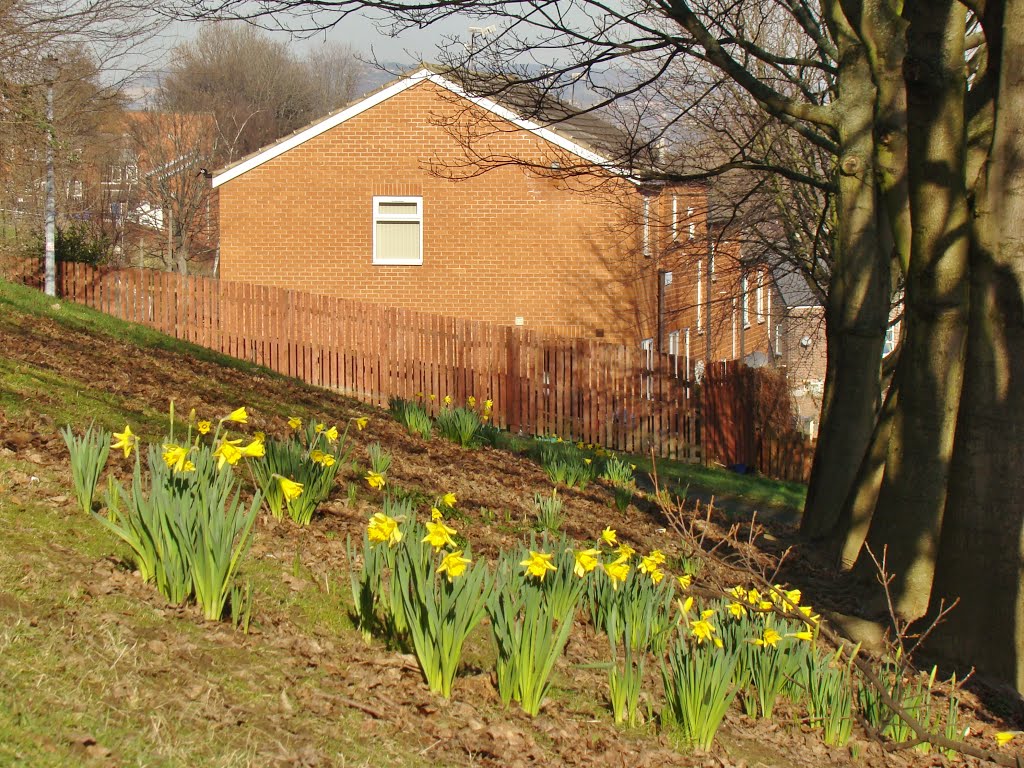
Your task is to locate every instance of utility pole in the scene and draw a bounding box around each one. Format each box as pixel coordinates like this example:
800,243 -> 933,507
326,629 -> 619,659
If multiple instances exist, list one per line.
43,54 -> 59,297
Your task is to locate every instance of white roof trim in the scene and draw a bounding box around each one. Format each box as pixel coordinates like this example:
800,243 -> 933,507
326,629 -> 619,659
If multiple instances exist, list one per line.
212,68 -> 636,188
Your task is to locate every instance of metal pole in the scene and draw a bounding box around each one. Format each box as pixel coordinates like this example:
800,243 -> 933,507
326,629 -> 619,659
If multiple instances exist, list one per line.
43,69 -> 56,296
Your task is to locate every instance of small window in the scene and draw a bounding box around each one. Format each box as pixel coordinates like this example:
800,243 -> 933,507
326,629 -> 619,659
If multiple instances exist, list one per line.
640,338 -> 655,400
671,196 -> 678,242
642,196 -> 651,258
882,325 -> 897,357
373,196 -> 423,265
710,242 -> 717,281
668,330 -> 681,376
687,206 -> 695,240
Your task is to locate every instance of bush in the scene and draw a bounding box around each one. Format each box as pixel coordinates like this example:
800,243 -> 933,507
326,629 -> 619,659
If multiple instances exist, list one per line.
389,397 -> 432,440
435,406 -> 482,447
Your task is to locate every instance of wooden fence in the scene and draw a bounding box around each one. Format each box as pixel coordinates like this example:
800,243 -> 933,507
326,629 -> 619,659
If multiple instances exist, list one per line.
2,258 -> 814,482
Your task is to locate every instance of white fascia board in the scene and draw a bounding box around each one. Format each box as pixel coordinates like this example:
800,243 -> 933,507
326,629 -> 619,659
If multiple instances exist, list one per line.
213,67 -> 641,188
421,72 -> 640,184
212,71 -> 430,187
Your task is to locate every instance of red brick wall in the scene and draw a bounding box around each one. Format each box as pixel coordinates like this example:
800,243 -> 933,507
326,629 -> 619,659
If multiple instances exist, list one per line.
217,80 -> 710,345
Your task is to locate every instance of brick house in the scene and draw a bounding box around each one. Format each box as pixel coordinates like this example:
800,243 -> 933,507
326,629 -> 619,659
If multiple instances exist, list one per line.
213,66 -> 778,373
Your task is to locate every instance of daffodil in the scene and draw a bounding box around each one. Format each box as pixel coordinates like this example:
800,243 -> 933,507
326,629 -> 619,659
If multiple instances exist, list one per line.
583,458 -> 592,465
616,543 -> 635,561
677,574 -> 692,590
484,399 -> 493,411
576,441 -> 584,449
355,416 -> 369,431
310,449 -> 335,467
315,423 -> 325,434
162,443 -> 192,473
111,425 -> 137,458
288,416 -> 302,430
678,596 -> 694,616
604,557 -> 630,589
996,731 -> 1021,746
601,526 -> 617,546
467,396 -> 476,407
648,567 -> 665,584
751,627 -> 783,648
367,513 -> 402,546
443,395 -> 452,406
278,476 -> 303,501
729,585 -> 748,601
224,407 -> 248,424
239,439 -> 265,458
727,601 -> 747,619
430,506 -> 443,521
786,629 -> 814,642
365,470 -> 386,490
197,420 -> 211,435
573,548 -> 601,577
429,394 -> 436,401
437,550 -> 471,581
442,492 -> 457,507
691,618 -> 722,647
213,438 -> 243,469
638,550 -> 664,576
521,550 -> 557,581
324,425 -> 339,443
423,520 -> 458,551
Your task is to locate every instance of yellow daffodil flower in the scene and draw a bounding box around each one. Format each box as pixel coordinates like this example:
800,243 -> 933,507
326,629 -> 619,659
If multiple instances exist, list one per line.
468,396 -> 476,408
576,441 -> 584,449
604,557 -> 630,589
443,395 -> 452,406
365,470 -> 385,490
355,416 -> 369,431
423,520 -> 458,551
678,596 -> 694,616
288,416 -> 302,430
437,550 -> 471,581
225,407 -> 248,424
309,449 -> 335,467
729,585 -> 748,602
367,513 -> 402,546
691,619 -> 723,647
315,423 -> 325,434
213,438 -> 243,469
197,420 -> 211,435
278,476 -> 303,501
162,443 -> 192,473
521,551 -> 557,581
442,492 -> 457,508
616,543 -> 635,561
429,394 -> 436,401
484,399 -> 493,410
239,439 -> 264,458
573,548 -> 601,577
630,463 -> 637,471
649,567 -> 665,584
996,731 -> 1021,746
431,507 -> 443,521
677,574 -> 692,590
751,628 -> 783,648
324,425 -> 339,443
111,425 -> 137,459
727,601 -> 747,619
583,458 -> 592,465
601,526 -> 617,546
786,629 -> 814,642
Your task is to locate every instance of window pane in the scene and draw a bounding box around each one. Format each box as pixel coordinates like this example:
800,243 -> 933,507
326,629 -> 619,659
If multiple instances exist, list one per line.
376,220 -> 420,262
378,201 -> 418,215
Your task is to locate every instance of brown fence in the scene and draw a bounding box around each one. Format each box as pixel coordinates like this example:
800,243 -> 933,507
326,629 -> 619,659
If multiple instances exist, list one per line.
2,258 -> 814,481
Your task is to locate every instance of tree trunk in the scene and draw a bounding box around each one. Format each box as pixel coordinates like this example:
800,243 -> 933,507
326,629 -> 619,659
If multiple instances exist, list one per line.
853,0 -> 970,619
801,14 -> 890,538
926,0 -> 1024,689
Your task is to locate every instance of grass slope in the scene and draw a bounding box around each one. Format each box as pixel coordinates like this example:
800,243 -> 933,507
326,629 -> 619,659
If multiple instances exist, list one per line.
0,278 -> 841,768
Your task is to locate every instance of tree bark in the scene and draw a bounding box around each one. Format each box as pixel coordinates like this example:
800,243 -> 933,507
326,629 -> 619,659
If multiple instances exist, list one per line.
853,0 -> 970,620
926,0 -> 1024,688
801,7 -> 890,539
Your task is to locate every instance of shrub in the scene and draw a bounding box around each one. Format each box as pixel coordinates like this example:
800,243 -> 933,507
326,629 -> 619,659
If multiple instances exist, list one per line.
389,397 -> 432,440
533,489 -> 564,533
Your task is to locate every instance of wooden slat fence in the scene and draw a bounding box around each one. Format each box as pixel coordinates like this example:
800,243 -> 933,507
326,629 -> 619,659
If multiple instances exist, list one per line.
1,258 -> 814,481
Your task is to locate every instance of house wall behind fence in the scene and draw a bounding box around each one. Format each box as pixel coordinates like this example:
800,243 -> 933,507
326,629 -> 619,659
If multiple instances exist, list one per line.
216,80 -> 710,346
1,258 -> 815,481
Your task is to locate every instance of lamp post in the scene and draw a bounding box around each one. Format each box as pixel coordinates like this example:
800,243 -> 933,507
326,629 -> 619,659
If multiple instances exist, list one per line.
42,54 -> 59,297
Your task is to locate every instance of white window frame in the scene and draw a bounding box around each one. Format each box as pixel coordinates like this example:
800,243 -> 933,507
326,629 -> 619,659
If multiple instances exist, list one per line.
671,195 -> 678,242
684,327 -> 691,379
668,330 -> 681,376
640,338 -> 655,400
710,241 -> 717,281
696,260 -> 703,333
372,195 -> 423,266
687,206 -> 695,239
756,271 -> 764,322
642,196 -> 651,258
742,274 -> 750,328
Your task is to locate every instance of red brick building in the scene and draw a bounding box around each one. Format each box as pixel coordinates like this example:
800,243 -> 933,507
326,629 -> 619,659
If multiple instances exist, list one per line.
213,66 -> 777,374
